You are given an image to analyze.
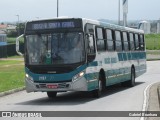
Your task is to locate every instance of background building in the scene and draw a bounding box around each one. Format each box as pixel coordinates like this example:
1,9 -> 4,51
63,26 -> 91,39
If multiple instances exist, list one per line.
138,21 -> 151,34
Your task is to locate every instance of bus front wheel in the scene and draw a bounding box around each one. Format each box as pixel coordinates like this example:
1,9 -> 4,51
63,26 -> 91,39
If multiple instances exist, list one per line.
92,80 -> 102,98
47,92 -> 57,98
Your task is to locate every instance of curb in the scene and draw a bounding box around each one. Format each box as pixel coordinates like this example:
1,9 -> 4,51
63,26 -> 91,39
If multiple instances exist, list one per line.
146,82 -> 160,120
0,87 -> 26,97
158,85 -> 160,109
147,82 -> 160,111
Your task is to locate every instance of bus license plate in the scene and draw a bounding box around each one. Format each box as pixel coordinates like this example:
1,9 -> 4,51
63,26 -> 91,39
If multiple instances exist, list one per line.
47,84 -> 58,89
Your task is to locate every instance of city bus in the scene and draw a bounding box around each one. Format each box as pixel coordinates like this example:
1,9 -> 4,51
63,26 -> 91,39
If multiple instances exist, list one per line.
16,18 -> 146,98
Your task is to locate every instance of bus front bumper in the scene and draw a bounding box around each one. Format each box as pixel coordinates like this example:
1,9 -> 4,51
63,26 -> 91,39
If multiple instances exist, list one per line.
25,77 -> 88,93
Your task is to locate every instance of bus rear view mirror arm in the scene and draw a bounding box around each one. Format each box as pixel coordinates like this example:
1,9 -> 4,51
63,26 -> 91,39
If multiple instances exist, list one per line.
16,34 -> 24,56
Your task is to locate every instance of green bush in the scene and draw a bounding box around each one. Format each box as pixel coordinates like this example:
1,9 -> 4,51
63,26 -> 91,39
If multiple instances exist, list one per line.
7,31 -> 18,37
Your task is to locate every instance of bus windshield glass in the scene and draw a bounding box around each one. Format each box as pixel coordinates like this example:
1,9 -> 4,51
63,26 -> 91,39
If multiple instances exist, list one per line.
26,32 -> 85,65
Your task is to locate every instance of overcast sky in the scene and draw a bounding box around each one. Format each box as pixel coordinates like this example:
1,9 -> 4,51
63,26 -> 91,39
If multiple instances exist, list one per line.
0,0 -> 160,22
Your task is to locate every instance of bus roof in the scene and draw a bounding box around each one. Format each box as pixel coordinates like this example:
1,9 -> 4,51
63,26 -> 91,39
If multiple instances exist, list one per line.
81,18 -> 144,34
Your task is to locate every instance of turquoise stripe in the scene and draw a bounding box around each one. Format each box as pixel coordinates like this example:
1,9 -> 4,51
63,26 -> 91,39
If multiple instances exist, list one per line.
88,61 -> 98,67
127,53 -> 132,60
118,52 -> 146,61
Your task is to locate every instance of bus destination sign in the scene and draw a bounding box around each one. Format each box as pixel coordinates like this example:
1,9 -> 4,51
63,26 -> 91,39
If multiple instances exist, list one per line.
26,19 -> 82,31
33,22 -> 75,30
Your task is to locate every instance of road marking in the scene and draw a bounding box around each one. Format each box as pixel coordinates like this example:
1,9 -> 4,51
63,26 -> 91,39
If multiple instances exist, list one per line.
140,82 -> 157,120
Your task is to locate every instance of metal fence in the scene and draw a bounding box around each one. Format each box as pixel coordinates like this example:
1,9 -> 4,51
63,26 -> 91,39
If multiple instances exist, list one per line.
0,44 -> 24,58
0,45 -> 7,58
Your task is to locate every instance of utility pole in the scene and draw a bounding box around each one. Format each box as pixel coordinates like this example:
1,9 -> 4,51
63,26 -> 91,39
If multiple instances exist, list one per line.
123,0 -> 128,27
118,0 -> 120,25
16,15 -> 20,36
57,0 -> 59,17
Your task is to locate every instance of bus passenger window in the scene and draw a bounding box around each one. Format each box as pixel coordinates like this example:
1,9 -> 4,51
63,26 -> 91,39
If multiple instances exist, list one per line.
97,28 -> 103,39
96,27 -> 105,51
123,32 -> 129,51
97,40 -> 105,51
106,29 -> 114,51
115,31 -> 122,51
135,34 -> 139,50
140,34 -> 145,51
129,33 -> 135,50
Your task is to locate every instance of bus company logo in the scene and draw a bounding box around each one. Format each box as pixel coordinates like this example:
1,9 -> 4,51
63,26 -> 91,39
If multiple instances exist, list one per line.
2,112 -> 12,117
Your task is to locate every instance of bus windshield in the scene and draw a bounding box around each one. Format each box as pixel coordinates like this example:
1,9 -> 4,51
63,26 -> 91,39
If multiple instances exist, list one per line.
26,32 -> 85,65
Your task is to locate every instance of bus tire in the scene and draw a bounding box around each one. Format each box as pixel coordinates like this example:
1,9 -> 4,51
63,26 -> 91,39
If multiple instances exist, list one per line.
100,69 -> 106,91
47,91 -> 57,98
130,67 -> 136,87
121,67 -> 135,87
92,79 -> 102,98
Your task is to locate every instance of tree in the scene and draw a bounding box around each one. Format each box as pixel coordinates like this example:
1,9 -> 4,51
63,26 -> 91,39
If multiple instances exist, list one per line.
16,22 -> 25,35
7,31 -> 18,37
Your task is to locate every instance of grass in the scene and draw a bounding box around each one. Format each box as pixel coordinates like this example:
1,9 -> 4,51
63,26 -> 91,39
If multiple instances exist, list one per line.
145,34 -> 160,50
0,60 -> 25,93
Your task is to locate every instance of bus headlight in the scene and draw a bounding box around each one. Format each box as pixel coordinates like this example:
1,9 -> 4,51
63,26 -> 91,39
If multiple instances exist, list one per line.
72,71 -> 85,82
25,74 -> 33,82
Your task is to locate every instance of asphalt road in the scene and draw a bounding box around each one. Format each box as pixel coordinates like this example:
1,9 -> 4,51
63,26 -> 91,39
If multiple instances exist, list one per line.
0,61 -> 160,120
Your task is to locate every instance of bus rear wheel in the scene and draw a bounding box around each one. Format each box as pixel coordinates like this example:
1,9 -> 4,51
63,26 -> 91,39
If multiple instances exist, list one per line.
130,68 -> 135,87
47,92 -> 57,98
122,67 -> 135,87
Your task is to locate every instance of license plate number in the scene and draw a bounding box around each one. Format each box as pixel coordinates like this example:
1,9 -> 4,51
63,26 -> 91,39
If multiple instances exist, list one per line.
47,84 -> 58,89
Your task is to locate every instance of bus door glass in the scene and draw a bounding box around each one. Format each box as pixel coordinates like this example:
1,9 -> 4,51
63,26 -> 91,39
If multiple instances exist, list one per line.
85,24 -> 96,62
